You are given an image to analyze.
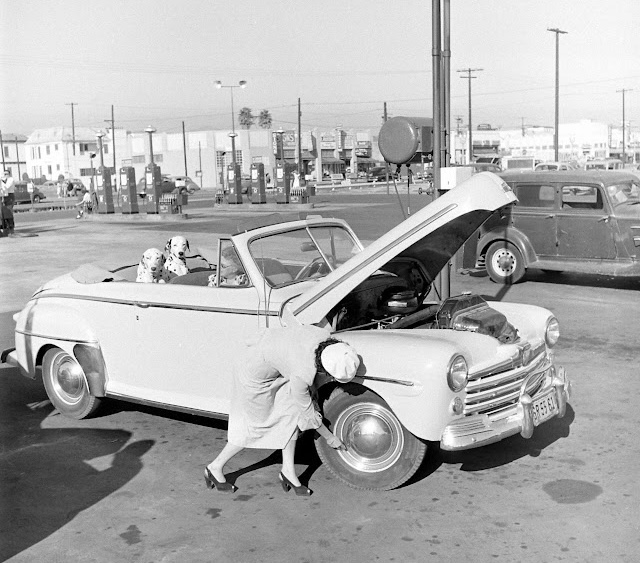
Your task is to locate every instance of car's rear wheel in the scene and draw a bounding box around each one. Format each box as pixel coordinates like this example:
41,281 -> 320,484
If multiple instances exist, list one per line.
485,241 -> 526,284
316,385 -> 426,490
33,195 -> 41,204
187,188 -> 196,195
42,348 -> 100,419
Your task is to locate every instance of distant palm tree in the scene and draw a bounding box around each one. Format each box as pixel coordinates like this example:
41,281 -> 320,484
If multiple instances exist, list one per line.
258,110 -> 273,129
238,107 -> 255,129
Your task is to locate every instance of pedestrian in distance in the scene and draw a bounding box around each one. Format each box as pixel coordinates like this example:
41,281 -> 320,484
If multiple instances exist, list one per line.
75,187 -> 92,219
205,324 -> 360,496
1,170 -> 16,236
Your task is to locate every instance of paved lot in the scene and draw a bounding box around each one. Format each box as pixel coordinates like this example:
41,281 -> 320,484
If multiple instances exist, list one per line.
1,193 -> 639,562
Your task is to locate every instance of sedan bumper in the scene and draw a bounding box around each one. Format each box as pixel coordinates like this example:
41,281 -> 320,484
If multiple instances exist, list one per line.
440,367 -> 570,451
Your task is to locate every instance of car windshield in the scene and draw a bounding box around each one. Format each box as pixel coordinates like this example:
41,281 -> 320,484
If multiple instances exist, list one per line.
248,225 -> 361,287
605,182 -> 640,209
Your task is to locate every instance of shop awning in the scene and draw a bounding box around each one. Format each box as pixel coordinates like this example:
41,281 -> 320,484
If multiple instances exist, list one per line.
353,157 -> 377,163
320,156 -> 345,164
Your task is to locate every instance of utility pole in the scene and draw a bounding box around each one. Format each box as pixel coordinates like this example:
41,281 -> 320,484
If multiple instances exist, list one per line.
66,102 -> 77,155
182,121 -> 188,175
457,68 -> 483,164
521,117 -> 526,136
14,136 -> 21,179
617,88 -> 633,164
383,102 -> 389,195
111,105 -> 116,187
297,98 -> 303,185
547,28 -> 567,162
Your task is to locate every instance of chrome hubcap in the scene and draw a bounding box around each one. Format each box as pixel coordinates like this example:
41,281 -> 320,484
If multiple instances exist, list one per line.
51,353 -> 87,406
334,402 -> 404,473
492,249 -> 516,277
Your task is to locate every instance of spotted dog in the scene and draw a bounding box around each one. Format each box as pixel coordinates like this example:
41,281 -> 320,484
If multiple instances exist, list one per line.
136,248 -> 169,283
164,235 -> 191,280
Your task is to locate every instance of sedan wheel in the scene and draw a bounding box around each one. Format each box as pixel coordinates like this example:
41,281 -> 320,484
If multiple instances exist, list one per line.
485,241 -> 526,284
42,348 -> 100,419
316,386 -> 426,490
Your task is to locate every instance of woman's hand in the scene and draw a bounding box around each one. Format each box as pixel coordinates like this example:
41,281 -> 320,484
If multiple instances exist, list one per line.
324,433 -> 346,451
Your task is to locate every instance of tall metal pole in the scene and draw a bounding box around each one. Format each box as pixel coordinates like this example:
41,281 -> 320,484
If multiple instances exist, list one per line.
0,130 -> 5,171
216,81 -> 247,175
617,88 -> 633,164
432,0 -> 442,299
66,102 -> 77,155
442,0 -> 451,167
182,121 -> 188,175
457,68 -> 483,164
111,105 -> 116,189
145,126 -> 156,165
548,28 -> 567,162
297,98 -> 303,184
14,136 -> 21,179
198,141 -> 203,189
383,102 -> 390,195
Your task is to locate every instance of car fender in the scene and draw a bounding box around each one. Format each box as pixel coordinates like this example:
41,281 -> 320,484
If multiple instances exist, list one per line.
477,227 -> 537,266
320,331 -> 471,441
13,299 -> 107,395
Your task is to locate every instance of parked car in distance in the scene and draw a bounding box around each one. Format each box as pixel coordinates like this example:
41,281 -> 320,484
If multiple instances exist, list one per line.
136,174 -> 189,195
471,162 -> 502,173
12,182 -> 46,204
169,175 -> 200,194
585,159 -> 623,171
41,180 -> 58,190
501,156 -> 539,171
467,170 -> 640,283
367,166 -> 398,182
534,162 -> 574,171
65,179 -> 86,197
3,172 -> 570,491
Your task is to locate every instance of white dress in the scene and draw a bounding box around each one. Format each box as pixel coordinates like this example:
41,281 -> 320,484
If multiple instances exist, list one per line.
227,325 -> 330,449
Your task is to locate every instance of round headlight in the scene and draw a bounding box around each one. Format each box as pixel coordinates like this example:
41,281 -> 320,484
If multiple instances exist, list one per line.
545,316 -> 560,348
447,355 -> 468,392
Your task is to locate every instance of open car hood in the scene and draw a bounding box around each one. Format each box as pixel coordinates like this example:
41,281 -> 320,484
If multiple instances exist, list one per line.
285,172 -> 516,326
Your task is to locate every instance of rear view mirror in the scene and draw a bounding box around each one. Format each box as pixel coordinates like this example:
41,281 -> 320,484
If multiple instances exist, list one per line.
300,242 -> 316,252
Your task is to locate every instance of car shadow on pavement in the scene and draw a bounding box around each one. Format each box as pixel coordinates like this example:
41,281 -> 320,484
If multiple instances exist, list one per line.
439,404 -> 575,472
0,367 -> 154,562
524,270 -> 640,291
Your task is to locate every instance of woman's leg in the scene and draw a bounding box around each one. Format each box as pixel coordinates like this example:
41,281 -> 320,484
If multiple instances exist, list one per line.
207,442 -> 243,482
281,429 -> 301,487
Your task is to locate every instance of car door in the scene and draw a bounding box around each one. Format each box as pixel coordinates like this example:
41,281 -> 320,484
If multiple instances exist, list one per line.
556,184 -> 616,259
108,281 -> 264,416
511,183 -> 558,257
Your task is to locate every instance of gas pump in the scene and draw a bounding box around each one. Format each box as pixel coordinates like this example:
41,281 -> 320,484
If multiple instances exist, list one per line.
96,166 -> 115,214
119,167 -> 139,214
275,162 -> 294,204
227,164 -> 243,204
143,163 -> 162,213
250,163 -> 266,204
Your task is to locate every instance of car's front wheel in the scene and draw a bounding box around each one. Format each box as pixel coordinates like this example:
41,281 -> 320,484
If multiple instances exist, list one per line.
187,187 -> 196,195
316,385 -> 426,490
42,348 -> 100,419
33,195 -> 41,204
485,241 -> 526,284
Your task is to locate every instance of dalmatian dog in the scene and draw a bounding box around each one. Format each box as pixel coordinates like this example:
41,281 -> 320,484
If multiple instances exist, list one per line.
136,248 -> 169,283
164,235 -> 191,279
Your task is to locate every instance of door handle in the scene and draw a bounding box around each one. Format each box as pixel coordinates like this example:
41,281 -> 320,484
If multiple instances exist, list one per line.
597,216 -> 610,223
546,214 -> 554,219
135,302 -> 150,308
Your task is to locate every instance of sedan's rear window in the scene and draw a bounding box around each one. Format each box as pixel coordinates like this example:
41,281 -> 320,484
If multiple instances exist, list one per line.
515,184 -> 555,208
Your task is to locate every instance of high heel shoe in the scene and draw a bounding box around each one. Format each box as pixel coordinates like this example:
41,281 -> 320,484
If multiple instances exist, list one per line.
204,467 -> 237,493
279,472 -> 312,496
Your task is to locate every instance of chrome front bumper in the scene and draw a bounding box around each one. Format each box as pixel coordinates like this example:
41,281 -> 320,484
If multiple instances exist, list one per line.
440,367 -> 571,451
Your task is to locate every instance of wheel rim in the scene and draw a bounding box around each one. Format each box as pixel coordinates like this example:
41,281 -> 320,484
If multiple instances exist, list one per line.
333,402 -> 404,473
490,248 -> 518,278
49,352 -> 88,407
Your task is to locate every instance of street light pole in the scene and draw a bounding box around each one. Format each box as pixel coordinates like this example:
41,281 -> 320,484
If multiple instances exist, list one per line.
548,28 -> 567,162
215,80 -> 247,176
617,88 -> 633,164
144,126 -> 156,165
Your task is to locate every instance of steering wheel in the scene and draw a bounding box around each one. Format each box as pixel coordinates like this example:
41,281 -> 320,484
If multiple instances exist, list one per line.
295,257 -> 330,280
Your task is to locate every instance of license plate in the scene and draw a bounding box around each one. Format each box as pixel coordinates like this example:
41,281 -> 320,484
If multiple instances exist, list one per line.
532,390 -> 558,426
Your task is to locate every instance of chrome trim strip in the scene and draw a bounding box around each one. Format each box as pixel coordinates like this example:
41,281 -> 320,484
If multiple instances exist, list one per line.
356,375 -> 415,387
34,292 -> 277,316
15,328 -> 97,344
106,392 -> 229,420
291,204 -> 457,316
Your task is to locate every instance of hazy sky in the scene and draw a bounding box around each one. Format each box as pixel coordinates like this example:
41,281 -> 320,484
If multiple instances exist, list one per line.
1,0 -> 638,136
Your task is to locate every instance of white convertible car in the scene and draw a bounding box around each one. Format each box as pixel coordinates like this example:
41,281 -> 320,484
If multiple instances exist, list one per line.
2,172 -> 571,490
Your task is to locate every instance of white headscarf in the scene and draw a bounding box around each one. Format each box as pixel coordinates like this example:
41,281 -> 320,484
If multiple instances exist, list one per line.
320,342 -> 360,383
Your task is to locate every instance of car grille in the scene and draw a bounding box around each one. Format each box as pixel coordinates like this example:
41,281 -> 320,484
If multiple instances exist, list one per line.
463,341 -> 548,416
